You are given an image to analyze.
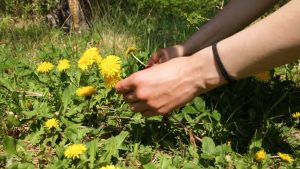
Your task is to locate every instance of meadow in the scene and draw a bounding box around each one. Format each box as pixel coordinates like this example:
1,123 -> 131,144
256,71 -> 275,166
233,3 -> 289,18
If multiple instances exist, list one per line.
0,1 -> 299,168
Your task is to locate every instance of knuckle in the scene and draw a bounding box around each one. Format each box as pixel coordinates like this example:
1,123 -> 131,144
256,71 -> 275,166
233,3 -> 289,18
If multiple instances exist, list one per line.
146,100 -> 157,109
157,107 -> 168,115
136,90 -> 147,100
129,103 -> 138,111
123,95 -> 131,102
130,106 -> 137,112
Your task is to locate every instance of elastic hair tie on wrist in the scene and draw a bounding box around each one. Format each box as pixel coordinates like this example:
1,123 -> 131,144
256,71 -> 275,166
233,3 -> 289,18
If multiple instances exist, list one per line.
212,43 -> 234,83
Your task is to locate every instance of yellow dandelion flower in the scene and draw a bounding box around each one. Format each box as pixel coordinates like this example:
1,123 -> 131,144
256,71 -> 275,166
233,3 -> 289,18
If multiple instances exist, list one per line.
125,47 -> 137,55
37,62 -> 54,73
104,74 -> 121,88
277,152 -> 294,163
99,165 -> 120,169
292,112 -> 300,118
99,55 -> 121,78
64,144 -> 87,159
255,149 -> 266,162
78,47 -> 101,71
45,118 -> 59,129
95,55 -> 102,64
254,71 -> 271,83
76,86 -> 96,97
57,59 -> 71,72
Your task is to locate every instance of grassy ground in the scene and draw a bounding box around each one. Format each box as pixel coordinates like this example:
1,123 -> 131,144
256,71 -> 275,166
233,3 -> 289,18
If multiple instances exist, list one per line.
0,5 -> 299,169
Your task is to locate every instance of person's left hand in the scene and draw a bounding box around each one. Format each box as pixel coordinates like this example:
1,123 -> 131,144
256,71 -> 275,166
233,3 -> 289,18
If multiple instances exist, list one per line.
115,56 -> 214,116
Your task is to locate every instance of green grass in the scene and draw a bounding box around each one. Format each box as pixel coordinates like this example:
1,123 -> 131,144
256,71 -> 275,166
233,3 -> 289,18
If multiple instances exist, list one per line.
0,5 -> 299,169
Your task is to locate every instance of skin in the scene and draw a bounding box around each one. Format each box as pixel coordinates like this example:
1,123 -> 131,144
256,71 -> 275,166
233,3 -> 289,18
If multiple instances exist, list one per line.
148,0 -> 277,65
116,0 -> 300,116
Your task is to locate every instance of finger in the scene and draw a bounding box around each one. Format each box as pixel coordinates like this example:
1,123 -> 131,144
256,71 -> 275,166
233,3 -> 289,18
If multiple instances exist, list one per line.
147,49 -> 162,66
123,92 -> 139,103
141,111 -> 157,117
115,76 -> 136,94
147,56 -> 158,67
129,102 -> 150,112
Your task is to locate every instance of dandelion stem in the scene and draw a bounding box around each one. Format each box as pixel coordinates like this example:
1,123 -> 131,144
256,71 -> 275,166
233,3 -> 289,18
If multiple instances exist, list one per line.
130,53 -> 146,67
170,114 -> 202,143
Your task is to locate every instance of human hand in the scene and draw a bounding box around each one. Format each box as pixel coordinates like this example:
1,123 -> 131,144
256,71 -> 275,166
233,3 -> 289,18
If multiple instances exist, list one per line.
116,48 -> 225,116
147,44 -> 184,66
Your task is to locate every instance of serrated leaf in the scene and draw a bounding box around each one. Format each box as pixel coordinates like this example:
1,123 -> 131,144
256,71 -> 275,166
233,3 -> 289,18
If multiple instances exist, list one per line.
102,131 -> 129,162
18,69 -> 33,77
87,139 -> 97,169
0,78 -> 13,92
64,124 -> 92,142
73,70 -> 82,86
60,116 -> 76,127
34,102 -> 51,119
61,85 -> 74,111
25,128 -> 45,145
22,111 -> 37,118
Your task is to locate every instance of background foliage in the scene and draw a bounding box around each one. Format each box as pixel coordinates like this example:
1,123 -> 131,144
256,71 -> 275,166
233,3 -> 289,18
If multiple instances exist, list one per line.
0,0 -> 299,168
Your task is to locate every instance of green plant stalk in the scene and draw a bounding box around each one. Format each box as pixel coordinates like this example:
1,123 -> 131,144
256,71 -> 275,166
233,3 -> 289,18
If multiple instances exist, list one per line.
170,114 -> 201,143
130,53 -> 146,67
133,142 -> 139,160
86,98 -> 92,113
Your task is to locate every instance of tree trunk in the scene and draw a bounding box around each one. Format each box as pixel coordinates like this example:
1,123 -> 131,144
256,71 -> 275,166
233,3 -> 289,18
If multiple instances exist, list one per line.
45,0 -> 92,32
68,0 -> 88,32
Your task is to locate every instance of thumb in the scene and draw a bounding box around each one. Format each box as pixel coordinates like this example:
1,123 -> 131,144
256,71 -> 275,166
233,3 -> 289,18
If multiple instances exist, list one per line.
115,76 -> 136,94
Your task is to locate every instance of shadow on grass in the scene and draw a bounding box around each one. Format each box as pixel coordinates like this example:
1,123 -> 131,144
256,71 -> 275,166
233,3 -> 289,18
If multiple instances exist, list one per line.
204,77 -> 300,154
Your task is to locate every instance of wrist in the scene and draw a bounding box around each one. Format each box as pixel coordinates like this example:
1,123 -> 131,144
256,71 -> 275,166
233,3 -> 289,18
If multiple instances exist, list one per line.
173,44 -> 185,57
181,42 -> 193,56
187,47 -> 227,93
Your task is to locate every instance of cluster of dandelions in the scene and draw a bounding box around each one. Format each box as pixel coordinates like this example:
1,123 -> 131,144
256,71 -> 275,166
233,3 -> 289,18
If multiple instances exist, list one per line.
38,48 -> 124,166
37,59 -> 71,73
36,47 -> 122,88
254,149 -> 294,163
77,47 -> 122,88
43,120 -> 121,167
36,47 -> 123,99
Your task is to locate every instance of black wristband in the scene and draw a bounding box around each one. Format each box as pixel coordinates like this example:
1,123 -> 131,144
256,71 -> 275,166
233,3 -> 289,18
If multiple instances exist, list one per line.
212,43 -> 233,83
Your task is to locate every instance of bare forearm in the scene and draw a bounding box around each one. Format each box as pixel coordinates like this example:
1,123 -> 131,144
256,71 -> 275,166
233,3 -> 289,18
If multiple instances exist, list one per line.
183,0 -> 277,56
217,0 -> 300,79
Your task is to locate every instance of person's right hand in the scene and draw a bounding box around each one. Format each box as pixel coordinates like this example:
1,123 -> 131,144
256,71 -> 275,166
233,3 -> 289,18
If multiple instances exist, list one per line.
147,44 -> 185,66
